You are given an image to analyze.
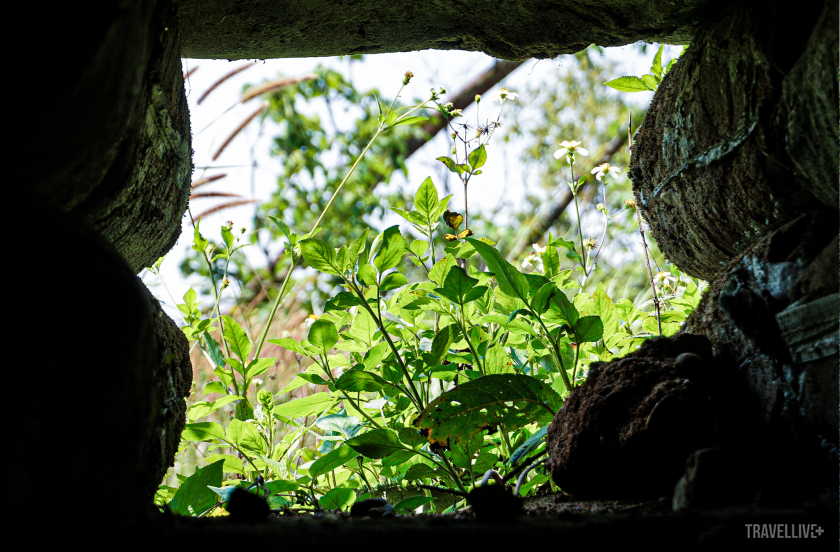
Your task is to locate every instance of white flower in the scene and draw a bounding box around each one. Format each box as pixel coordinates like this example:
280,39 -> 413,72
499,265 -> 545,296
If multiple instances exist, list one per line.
252,378 -> 264,387
553,140 -> 589,159
497,88 -> 518,101
303,314 -> 319,327
532,243 -> 547,255
591,162 -> 621,181
521,252 -> 544,273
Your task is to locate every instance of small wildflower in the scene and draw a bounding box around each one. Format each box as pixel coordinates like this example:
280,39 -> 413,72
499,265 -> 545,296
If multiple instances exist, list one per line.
281,330 -> 291,338
521,251 -> 544,273
583,238 -> 597,250
225,220 -> 234,229
403,71 -> 413,85
553,140 -> 589,160
497,88 -> 518,101
439,87 -> 447,95
624,198 -> 636,208
591,162 -> 621,181
222,277 -> 231,288
451,132 -> 457,139
451,146 -> 457,155
304,314 -> 319,328
532,243 -> 547,255
596,203 -> 607,214
252,378 -> 264,387
475,94 -> 481,103
449,108 -> 463,117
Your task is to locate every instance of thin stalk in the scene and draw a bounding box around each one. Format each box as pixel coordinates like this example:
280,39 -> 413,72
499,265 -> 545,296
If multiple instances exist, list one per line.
319,354 -> 383,429
628,113 -> 662,337
347,279 -> 423,409
437,451 -> 468,494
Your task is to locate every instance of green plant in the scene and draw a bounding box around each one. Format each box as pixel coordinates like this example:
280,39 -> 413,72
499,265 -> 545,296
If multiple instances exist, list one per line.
604,44 -> 685,93
159,71 -> 704,517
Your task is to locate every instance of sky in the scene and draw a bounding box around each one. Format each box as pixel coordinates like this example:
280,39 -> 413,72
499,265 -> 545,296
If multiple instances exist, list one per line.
144,45 -> 678,324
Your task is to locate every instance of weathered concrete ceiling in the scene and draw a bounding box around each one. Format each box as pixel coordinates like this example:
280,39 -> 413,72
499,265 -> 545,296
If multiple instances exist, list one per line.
178,0 -> 708,61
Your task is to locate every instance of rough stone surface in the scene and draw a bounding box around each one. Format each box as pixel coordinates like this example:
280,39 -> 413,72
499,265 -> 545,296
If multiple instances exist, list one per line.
177,0 -> 709,61
773,0 -> 839,210
683,211 -> 839,498
12,194 -> 158,521
672,448 -> 749,511
19,0 -> 192,274
546,334 -> 717,499
139,284 -> 193,504
629,1 -> 832,280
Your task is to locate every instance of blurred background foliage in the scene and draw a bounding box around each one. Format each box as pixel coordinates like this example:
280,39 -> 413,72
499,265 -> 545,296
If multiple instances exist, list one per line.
178,46 -> 670,329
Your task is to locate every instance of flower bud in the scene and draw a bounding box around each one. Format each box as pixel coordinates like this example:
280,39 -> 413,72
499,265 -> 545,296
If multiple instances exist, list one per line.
403,70 -> 414,85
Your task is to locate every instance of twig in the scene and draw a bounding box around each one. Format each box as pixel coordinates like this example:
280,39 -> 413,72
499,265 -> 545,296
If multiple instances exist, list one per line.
198,62 -> 254,104
212,102 -> 268,161
191,173 -> 228,189
629,113 -> 662,337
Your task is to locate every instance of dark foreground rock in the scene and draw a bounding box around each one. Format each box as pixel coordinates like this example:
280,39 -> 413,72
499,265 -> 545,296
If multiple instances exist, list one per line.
546,334 -> 717,499
10,194 -> 191,521
684,210 -> 839,499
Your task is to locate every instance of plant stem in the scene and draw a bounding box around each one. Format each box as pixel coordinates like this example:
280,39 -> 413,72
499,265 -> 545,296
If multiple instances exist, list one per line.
628,113 -> 662,337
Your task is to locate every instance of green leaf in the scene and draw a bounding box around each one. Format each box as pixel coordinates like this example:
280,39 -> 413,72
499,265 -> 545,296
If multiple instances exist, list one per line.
309,319 -> 338,353
335,370 -> 392,393
508,425 -> 548,465
404,464 -> 442,481
167,460 -> 224,516
203,381 -> 227,395
222,316 -> 252,363
410,240 -> 429,258
592,284 -> 619,342
484,345 -> 515,375
267,337 -> 306,356
394,496 -> 436,514
414,374 -> 562,445
380,272 -> 408,292
300,238 -> 340,275
226,419 -> 266,454
268,216 -> 291,241
345,429 -> 406,459
246,358 -> 275,378
385,111 -> 398,127
548,291 -> 579,325
182,422 -> 226,442
324,292 -> 364,312
347,310 -> 378,346
221,225 -> 234,249
392,115 -> 429,127
319,488 -> 356,511
531,282 -> 557,314
373,226 -> 406,272
603,76 -> 652,93
436,156 -> 460,173
574,316 -> 603,342
382,449 -> 418,467
463,285 -> 488,304
543,244 -> 560,279
356,264 -> 378,286
414,177 -> 439,220
429,254 -> 457,286
436,266 -> 478,304
468,144 -> 487,170
273,392 -> 334,419
397,426 -> 427,449
467,239 -> 529,301
650,44 -> 664,77
641,74 -> 658,91
348,228 -> 369,261
192,219 -> 209,253
188,395 -> 243,421
203,454 -> 245,475
391,207 -> 427,227
310,446 -> 361,479
204,333 -> 225,367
